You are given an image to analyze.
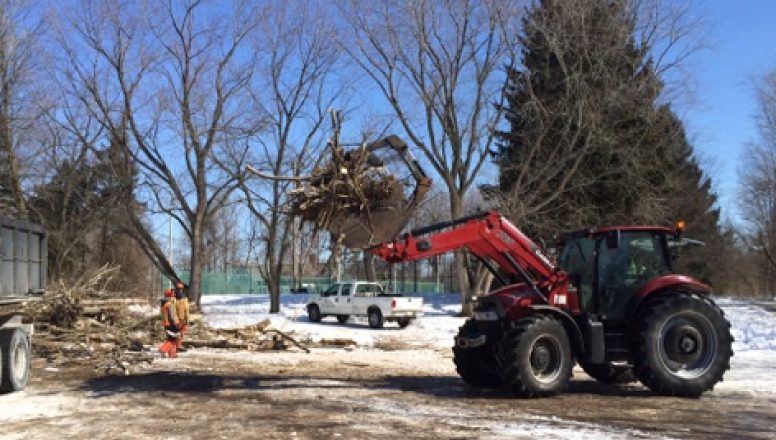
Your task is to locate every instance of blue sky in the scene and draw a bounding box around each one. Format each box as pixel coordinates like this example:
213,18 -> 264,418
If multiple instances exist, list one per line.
682,0 -> 776,222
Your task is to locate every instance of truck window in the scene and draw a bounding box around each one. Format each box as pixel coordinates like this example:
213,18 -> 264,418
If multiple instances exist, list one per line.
340,284 -> 353,296
322,284 -> 339,297
355,284 -> 384,297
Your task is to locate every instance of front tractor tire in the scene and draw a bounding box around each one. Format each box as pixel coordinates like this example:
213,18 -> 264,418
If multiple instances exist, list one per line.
496,315 -> 573,397
631,294 -> 733,397
452,319 -> 501,388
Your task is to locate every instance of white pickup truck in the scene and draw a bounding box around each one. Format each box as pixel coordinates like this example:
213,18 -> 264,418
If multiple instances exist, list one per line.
306,282 -> 423,328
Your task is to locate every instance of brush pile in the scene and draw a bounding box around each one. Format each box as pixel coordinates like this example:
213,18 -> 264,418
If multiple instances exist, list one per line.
23,266 -> 308,376
286,146 -> 404,233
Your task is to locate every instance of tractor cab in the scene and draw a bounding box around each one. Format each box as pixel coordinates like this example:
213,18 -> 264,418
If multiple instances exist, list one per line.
558,226 -> 676,321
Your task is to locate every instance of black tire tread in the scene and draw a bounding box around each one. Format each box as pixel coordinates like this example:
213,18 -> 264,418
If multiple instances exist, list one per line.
307,304 -> 322,323
630,292 -> 733,397
452,319 -> 501,388
496,315 -> 572,397
368,308 -> 384,329
0,328 -> 31,393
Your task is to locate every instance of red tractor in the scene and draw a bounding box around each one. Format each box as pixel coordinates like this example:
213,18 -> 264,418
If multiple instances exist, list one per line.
369,211 -> 733,398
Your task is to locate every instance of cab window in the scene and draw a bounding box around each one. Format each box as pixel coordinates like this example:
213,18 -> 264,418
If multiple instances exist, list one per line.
340,284 -> 353,296
597,231 -> 670,319
559,236 -> 595,311
354,284 -> 383,297
322,284 -> 339,297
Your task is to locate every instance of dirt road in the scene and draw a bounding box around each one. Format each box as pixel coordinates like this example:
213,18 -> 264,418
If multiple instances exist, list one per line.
2,344 -> 774,440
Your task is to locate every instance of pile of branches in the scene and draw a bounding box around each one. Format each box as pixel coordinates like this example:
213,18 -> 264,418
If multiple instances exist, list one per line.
24,267 -> 309,375
285,147 -> 403,232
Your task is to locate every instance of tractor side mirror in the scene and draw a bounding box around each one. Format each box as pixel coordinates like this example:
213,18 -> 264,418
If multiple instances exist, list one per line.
605,231 -> 620,249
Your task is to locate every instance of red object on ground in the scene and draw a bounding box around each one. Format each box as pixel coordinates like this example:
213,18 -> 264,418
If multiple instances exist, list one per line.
159,340 -> 178,358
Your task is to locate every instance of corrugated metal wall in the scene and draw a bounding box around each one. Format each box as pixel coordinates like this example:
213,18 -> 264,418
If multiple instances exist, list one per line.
0,216 -> 47,297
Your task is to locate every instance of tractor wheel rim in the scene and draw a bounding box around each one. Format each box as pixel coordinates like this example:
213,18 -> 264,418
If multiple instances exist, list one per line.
13,341 -> 27,382
658,312 -> 717,379
529,335 -> 562,384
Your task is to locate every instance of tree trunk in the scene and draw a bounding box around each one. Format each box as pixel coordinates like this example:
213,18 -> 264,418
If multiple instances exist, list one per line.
269,269 -> 281,313
449,192 -> 473,316
0,91 -> 26,217
363,252 -> 377,281
189,230 -> 203,307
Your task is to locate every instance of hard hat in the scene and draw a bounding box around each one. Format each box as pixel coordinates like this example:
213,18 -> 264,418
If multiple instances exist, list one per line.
176,282 -> 184,289
164,288 -> 174,298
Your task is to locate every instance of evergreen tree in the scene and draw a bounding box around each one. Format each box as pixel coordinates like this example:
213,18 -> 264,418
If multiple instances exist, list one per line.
495,0 -> 727,286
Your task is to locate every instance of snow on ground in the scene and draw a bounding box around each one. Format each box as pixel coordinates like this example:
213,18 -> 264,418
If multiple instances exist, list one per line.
201,293 -> 776,395
201,292 -> 466,348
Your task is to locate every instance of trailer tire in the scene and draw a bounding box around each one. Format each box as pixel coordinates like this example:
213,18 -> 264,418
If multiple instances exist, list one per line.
0,328 -> 31,393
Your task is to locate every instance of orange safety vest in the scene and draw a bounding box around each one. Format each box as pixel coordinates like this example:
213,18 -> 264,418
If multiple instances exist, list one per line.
160,298 -> 179,327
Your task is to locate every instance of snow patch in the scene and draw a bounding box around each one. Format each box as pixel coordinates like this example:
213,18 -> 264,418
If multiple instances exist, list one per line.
0,391 -> 68,422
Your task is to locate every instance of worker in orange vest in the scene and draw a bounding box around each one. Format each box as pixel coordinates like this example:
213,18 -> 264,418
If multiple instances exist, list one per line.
159,288 -> 180,358
174,282 -> 190,351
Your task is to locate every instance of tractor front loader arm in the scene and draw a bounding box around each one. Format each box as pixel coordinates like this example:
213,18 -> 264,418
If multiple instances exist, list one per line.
368,211 -> 568,300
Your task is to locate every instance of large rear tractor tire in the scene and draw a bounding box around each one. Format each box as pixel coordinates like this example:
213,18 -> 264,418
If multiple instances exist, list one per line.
496,315 -> 573,397
630,294 -> 733,397
307,304 -> 322,323
579,361 -> 636,385
0,328 -> 31,393
452,319 -> 501,388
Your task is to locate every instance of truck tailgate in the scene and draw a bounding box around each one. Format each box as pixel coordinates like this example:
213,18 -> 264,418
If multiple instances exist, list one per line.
391,297 -> 423,313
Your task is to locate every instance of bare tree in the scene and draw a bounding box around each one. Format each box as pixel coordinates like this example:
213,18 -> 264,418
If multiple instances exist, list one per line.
241,1 -> 341,313
739,68 -> 776,293
0,0 -> 46,217
338,0 -> 518,313
58,0 -> 260,305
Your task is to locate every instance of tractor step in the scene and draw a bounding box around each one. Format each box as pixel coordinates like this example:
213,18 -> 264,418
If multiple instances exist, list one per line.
604,330 -> 630,361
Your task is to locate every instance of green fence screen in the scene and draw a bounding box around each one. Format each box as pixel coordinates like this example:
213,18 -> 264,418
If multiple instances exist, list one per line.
161,269 -> 445,295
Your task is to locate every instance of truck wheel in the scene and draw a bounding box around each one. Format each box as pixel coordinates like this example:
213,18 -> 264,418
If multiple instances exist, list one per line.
336,315 -> 349,324
0,328 -> 31,393
453,319 -> 501,388
307,304 -> 322,323
579,361 -> 636,385
397,317 -> 413,328
367,308 -> 384,329
496,315 -> 572,397
630,294 -> 733,397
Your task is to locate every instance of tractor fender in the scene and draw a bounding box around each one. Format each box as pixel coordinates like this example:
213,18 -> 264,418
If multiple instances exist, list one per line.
629,274 -> 710,317
529,305 -> 585,355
